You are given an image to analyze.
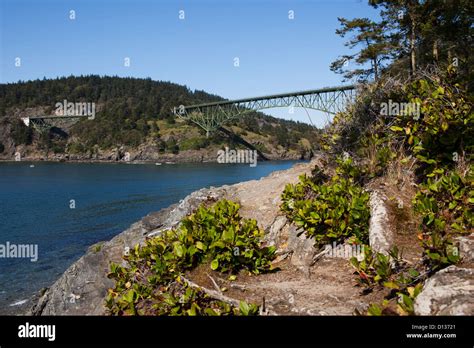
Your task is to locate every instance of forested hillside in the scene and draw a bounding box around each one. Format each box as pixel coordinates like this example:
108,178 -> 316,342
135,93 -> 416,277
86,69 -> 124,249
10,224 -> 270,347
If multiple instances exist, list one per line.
0,76 -> 320,161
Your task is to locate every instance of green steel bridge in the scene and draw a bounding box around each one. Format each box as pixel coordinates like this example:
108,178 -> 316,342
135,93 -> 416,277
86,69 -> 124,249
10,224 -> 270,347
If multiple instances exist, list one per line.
173,85 -> 356,135
21,114 -> 92,132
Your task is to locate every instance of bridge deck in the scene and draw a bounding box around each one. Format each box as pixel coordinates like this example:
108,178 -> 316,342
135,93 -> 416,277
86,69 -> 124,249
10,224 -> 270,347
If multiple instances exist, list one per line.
185,85 -> 356,109
29,115 -> 90,120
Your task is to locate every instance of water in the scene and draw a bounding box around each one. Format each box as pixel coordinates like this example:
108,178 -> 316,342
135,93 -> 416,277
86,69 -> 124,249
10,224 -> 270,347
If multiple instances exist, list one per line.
0,160 -> 300,312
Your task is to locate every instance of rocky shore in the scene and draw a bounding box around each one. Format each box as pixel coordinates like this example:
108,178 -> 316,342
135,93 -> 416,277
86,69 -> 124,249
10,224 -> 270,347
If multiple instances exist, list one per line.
26,157 -> 474,316
0,144 -> 310,164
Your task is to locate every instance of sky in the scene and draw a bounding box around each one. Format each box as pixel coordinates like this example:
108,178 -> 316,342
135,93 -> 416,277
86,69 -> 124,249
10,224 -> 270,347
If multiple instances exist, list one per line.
0,0 -> 379,126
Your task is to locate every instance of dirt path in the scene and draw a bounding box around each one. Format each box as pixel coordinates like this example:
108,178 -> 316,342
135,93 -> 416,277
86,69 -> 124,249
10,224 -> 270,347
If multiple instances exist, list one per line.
189,157 -> 381,315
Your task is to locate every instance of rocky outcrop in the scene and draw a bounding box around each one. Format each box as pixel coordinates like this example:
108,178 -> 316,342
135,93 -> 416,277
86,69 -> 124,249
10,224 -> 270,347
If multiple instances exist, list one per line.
455,233 -> 474,264
414,266 -> 474,315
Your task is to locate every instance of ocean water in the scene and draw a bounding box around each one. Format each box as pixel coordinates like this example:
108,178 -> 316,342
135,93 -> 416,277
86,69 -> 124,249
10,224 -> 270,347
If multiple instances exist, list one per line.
0,160 -> 300,312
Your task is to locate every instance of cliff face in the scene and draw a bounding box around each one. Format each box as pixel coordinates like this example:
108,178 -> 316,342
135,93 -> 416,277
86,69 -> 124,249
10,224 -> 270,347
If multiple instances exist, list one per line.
29,157 -> 474,316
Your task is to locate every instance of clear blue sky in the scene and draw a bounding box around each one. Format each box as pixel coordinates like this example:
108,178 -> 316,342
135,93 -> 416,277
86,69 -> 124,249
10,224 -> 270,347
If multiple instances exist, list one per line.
0,0 -> 379,126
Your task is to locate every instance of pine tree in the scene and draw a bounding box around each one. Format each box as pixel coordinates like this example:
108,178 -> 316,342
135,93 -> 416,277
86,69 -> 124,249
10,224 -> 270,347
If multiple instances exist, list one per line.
330,17 -> 391,82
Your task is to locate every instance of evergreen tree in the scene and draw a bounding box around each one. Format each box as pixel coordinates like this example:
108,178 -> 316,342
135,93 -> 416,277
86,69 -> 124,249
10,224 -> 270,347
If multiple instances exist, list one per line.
330,17 -> 391,81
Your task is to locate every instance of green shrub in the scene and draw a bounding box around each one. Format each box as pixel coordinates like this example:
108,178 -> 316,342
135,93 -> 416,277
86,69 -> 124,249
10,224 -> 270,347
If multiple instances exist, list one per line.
106,200 -> 275,316
389,72 -> 473,175
281,158 -> 370,247
414,168 -> 473,235
412,168 -> 471,271
68,142 -> 86,154
388,74 -> 473,272
179,137 -> 210,151
350,246 -> 396,288
351,246 -> 424,316
367,283 -> 423,316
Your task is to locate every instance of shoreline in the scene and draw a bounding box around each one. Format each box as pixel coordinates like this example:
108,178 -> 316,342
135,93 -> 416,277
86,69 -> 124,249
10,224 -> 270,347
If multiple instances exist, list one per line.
0,159 -> 309,315
0,155 -> 307,165
25,159 -> 317,315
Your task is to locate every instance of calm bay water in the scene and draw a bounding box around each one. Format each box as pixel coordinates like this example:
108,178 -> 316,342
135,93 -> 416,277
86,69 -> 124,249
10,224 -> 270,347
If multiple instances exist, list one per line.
0,160 -> 299,312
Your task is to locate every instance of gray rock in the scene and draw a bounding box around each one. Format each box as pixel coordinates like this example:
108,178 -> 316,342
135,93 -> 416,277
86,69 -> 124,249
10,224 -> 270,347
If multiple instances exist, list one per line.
414,266 -> 474,315
454,233 -> 474,263
287,224 -> 317,275
264,215 -> 287,247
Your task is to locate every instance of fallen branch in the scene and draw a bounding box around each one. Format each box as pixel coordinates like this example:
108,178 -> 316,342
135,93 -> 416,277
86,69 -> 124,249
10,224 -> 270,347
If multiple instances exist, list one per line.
206,273 -> 222,294
310,247 -> 330,266
230,283 -> 247,291
215,276 -> 247,291
179,276 -> 241,308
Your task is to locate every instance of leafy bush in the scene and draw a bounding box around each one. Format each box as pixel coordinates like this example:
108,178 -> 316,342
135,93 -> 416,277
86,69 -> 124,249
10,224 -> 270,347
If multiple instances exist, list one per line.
106,200 -> 275,315
175,199 -> 276,274
351,246 -> 424,316
350,246 -> 397,288
281,158 -> 370,247
390,73 -> 473,174
388,73 -> 473,272
367,283 -> 423,316
414,169 -> 473,235
413,168 -> 471,271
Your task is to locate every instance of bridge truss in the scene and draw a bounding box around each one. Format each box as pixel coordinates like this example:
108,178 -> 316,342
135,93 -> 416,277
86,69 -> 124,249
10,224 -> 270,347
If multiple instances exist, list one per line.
21,115 -> 91,133
173,85 -> 356,135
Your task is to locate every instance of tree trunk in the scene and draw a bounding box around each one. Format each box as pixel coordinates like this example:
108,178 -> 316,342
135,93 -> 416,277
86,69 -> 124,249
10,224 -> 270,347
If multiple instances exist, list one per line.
365,37 -> 378,80
432,39 -> 439,63
373,57 -> 379,80
410,18 -> 416,75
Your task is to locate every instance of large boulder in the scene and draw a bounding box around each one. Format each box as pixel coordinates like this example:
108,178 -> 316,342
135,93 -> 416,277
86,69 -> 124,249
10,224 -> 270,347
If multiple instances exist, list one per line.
414,266 -> 474,315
